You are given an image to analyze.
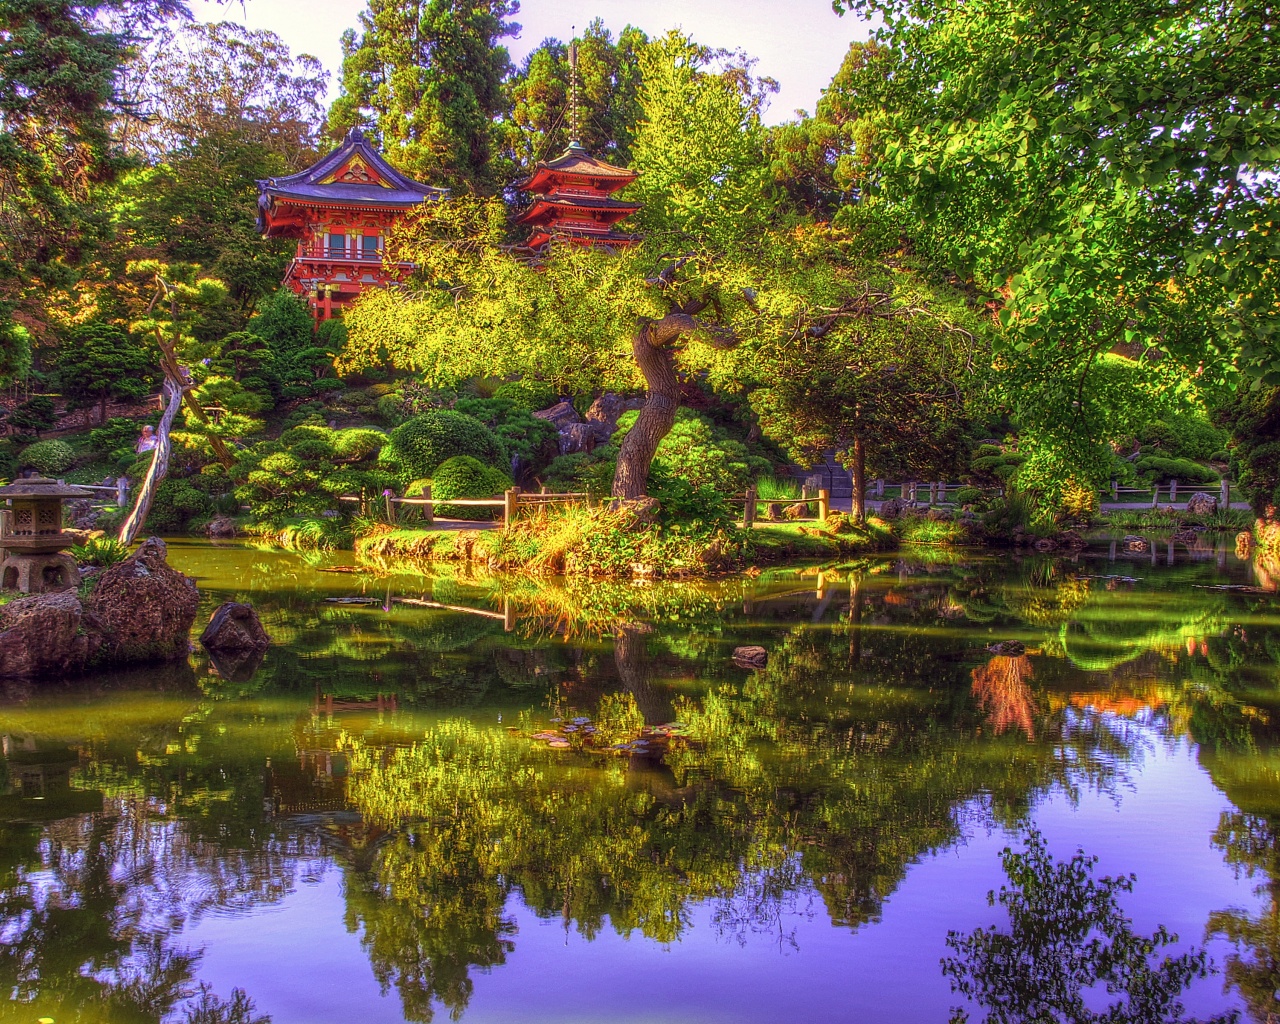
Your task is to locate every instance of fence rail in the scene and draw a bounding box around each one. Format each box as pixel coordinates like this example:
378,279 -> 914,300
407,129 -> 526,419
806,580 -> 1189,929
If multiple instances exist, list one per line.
340,486 -> 592,527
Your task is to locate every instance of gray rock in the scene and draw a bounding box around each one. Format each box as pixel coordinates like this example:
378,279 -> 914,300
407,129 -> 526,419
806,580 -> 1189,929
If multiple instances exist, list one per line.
532,401 -> 579,429
1122,534 -> 1150,553
1185,492 -> 1218,516
200,601 -> 270,652
732,645 -> 769,669
986,640 -> 1027,656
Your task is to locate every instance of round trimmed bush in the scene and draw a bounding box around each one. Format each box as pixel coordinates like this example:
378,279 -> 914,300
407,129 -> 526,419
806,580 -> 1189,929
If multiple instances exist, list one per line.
19,439 -> 75,475
493,379 -> 556,411
432,455 -> 513,520
386,411 -> 504,480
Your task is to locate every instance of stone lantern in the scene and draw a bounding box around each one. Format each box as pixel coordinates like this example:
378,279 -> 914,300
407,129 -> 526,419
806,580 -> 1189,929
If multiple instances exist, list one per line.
0,477 -> 93,593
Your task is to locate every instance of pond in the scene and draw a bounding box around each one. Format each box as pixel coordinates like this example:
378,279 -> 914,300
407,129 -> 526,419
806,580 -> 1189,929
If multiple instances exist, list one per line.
2,537 -> 1279,1023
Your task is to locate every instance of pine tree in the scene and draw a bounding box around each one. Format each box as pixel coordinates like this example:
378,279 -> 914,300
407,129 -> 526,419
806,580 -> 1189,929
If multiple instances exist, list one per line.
326,0 -> 520,191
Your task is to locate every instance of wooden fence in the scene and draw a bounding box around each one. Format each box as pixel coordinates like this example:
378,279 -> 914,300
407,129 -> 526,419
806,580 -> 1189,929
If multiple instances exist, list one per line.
340,486 -> 591,527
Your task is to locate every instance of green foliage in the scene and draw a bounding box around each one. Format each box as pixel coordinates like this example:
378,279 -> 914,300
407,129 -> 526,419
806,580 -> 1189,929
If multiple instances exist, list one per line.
943,831 -> 1226,1024
1135,456 -> 1219,486
430,455 -> 512,520
18,439 -> 75,475
498,20 -> 648,172
149,478 -> 214,533
754,476 -> 801,501
233,424 -> 394,525
1216,387 -> 1280,516
541,448 -> 616,496
8,395 -> 56,435
632,410 -> 770,494
70,536 -> 127,567
89,417 -> 146,458
1140,416 -> 1229,463
385,410 -> 504,481
970,444 -> 1024,485
327,0 -> 519,190
54,322 -> 156,420
952,486 -> 983,507
647,468 -> 736,532
454,397 -> 559,475
838,0 -> 1280,392
491,379 -> 556,411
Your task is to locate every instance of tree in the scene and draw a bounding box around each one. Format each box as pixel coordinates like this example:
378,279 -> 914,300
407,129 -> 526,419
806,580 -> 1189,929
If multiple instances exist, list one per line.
123,20 -> 328,167
498,20 -> 648,177
834,0 -> 1280,508
742,230 -> 986,520
0,0 -> 184,365
54,321 -> 158,424
943,831 -> 1228,1024
327,0 -> 520,191
343,33 -> 799,499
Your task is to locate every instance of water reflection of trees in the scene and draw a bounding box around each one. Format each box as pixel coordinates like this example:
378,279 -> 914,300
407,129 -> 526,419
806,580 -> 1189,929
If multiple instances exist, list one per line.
0,796 -> 290,1022
6,546 -> 1279,1023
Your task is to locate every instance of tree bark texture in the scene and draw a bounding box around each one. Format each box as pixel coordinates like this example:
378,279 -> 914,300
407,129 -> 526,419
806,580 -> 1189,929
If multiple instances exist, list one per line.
614,623 -> 673,726
118,375 -> 182,546
852,435 -> 867,524
612,312 -> 736,499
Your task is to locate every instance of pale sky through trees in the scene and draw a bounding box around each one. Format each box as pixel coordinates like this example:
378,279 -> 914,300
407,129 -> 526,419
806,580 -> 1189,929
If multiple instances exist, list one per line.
190,0 -> 869,124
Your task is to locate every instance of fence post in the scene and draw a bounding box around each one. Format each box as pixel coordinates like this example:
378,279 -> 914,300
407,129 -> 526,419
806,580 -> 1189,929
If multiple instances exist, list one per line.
1152,484 -> 1160,508
875,479 -> 884,499
504,488 -> 518,528
928,482 -> 937,505
1111,479 -> 1118,502
743,485 -> 757,529
422,483 -> 433,526
818,488 -> 830,521
384,490 -> 395,525
117,477 -> 128,507
1220,478 -> 1229,508
1170,478 -> 1178,502
908,481 -> 917,504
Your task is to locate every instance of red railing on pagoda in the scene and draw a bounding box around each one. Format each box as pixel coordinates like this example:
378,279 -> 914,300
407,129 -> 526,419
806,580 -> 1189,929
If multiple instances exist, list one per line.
295,242 -> 389,261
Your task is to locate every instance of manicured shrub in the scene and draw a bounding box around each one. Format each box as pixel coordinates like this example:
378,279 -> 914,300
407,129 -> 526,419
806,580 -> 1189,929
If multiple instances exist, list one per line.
386,410 -> 504,480
492,379 -> 556,411
432,455 -> 513,520
455,397 -> 559,475
90,417 -> 145,458
18,439 -> 75,475
149,478 -> 214,532
1139,415 -> 1228,461
9,395 -> 56,435
1135,455 -> 1218,485
233,425 -> 395,525
952,486 -> 983,506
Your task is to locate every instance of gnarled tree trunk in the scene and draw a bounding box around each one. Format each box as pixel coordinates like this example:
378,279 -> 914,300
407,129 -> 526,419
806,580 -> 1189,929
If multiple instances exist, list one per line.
118,376 -> 182,546
851,435 -> 867,524
612,311 -> 736,499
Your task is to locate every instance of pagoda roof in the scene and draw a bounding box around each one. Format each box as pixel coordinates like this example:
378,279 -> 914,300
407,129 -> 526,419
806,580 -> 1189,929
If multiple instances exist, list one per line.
258,128 -> 446,213
0,476 -> 91,499
515,194 -> 641,225
520,141 -> 637,194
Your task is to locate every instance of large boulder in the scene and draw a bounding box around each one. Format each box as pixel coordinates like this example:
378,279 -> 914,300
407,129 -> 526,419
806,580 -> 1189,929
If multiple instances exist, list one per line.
532,401 -> 579,429
1186,492 -> 1218,516
205,516 -> 238,539
0,590 -> 97,677
85,537 -> 199,665
732,645 -> 769,669
200,601 -> 270,652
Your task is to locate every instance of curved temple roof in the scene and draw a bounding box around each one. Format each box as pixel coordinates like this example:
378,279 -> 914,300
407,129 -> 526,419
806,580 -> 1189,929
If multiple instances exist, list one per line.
257,128 -> 446,231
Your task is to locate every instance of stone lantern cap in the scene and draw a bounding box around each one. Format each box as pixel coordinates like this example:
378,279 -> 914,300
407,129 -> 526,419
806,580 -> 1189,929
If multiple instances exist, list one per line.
0,477 -> 92,499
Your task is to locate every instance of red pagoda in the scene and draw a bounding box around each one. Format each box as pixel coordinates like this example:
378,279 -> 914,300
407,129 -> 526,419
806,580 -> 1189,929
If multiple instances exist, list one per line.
515,140 -> 640,251
257,128 -> 445,319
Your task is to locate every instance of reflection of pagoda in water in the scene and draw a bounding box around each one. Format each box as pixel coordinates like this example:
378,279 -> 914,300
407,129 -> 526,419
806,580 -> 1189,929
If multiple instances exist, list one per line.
265,690 -> 404,820
1,733 -> 103,822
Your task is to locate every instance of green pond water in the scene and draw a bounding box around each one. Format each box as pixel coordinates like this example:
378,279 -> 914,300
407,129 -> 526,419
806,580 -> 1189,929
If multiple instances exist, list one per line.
3,537 -> 1280,1023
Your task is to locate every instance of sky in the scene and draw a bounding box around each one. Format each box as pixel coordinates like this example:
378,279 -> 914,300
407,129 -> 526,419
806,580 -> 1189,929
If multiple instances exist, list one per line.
188,0 -> 873,124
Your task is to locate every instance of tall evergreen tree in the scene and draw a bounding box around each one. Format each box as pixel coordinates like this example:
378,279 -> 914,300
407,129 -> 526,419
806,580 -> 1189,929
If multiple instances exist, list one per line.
498,19 -> 648,176
327,0 -> 520,191
0,0 -> 185,372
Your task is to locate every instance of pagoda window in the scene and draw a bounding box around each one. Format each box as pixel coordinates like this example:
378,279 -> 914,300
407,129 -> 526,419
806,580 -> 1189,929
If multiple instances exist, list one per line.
360,235 -> 381,259
326,232 -> 348,258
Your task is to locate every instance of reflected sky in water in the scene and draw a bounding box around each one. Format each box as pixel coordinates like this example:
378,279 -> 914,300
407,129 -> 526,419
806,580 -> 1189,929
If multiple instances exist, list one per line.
2,538 -> 1278,1023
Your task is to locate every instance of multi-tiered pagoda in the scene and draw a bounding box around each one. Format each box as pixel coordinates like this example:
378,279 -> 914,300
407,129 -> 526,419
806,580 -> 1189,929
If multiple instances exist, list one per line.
257,128 -> 445,319
515,141 -> 640,252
